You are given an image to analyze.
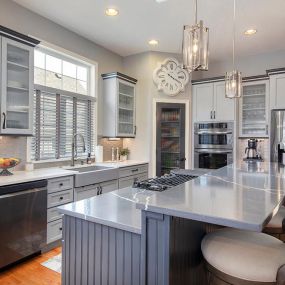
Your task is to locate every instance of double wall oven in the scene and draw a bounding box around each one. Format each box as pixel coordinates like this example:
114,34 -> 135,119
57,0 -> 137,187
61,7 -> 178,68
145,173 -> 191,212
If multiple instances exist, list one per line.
194,122 -> 234,169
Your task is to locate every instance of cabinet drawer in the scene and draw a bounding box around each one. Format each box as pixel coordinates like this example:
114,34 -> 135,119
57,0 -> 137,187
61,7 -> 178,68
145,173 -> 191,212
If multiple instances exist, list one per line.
47,176 -> 74,194
47,206 -> 63,223
47,189 -> 74,208
119,172 -> 148,189
47,219 -> 63,244
74,184 -> 99,201
101,179 -> 118,194
119,164 -> 148,178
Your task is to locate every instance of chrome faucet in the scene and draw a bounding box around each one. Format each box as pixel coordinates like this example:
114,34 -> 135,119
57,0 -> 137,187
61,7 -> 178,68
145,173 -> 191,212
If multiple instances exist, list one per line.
71,133 -> 86,166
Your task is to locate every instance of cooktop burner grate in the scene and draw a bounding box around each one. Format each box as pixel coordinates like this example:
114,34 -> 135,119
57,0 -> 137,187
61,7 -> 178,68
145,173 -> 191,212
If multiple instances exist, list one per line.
133,173 -> 197,192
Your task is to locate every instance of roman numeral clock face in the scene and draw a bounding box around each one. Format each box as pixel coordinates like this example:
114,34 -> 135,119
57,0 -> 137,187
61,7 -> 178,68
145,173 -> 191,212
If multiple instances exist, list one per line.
153,58 -> 189,96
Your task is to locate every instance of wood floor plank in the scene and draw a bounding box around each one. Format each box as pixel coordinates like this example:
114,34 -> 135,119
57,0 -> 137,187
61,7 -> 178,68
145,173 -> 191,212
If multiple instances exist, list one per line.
0,247 -> 61,285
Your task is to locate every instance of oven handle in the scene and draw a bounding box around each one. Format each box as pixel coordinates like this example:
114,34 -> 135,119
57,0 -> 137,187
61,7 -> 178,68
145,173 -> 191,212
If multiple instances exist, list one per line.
194,131 -> 232,135
195,149 -> 233,154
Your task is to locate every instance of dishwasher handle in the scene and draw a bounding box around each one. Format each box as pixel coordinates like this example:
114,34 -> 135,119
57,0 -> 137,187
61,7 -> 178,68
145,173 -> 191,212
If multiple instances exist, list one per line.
0,180 -> 48,196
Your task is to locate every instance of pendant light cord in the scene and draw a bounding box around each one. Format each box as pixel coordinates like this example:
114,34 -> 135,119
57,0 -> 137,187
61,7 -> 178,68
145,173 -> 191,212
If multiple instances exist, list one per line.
194,0 -> 197,25
233,0 -> 236,68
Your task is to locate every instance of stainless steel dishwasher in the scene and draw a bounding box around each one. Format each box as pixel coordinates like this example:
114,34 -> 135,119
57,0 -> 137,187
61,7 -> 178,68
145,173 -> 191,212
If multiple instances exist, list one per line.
0,180 -> 47,269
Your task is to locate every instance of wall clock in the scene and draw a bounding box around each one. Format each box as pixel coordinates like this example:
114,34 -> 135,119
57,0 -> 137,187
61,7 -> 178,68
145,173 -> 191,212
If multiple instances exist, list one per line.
153,58 -> 189,96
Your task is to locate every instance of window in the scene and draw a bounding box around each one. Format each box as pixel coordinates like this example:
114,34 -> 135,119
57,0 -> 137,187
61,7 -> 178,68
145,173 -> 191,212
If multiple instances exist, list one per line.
34,49 -> 90,95
31,47 -> 95,161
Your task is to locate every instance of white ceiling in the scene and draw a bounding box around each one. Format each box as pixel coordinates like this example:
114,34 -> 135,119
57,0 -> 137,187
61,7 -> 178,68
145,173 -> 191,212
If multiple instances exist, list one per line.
13,0 -> 285,60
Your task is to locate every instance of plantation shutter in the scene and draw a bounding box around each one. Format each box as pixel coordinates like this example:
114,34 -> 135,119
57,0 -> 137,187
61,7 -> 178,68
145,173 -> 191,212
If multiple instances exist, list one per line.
32,87 -> 95,161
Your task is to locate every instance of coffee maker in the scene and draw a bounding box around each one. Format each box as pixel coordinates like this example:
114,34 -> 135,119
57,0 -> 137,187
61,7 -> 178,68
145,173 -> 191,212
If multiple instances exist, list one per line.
244,139 -> 263,161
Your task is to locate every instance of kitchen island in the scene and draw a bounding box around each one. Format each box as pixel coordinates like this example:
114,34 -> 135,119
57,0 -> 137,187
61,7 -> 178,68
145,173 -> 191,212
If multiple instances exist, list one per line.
58,161 -> 285,285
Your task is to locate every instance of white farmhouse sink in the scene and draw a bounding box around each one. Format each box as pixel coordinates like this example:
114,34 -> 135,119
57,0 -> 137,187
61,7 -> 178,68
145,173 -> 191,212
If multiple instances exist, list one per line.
67,165 -> 118,187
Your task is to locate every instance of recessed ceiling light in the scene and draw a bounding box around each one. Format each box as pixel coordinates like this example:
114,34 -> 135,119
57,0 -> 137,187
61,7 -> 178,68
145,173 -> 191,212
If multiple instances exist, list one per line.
105,8 -> 119,16
244,29 -> 257,36
148,39 -> 159,46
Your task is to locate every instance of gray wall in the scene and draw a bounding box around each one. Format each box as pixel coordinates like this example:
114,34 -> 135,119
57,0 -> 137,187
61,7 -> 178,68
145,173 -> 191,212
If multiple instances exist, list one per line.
192,49 -> 285,80
0,0 -> 123,168
122,51 -> 192,176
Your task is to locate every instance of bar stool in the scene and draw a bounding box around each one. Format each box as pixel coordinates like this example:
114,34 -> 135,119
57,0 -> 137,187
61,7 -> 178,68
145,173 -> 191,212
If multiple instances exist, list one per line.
264,206 -> 285,242
201,228 -> 285,285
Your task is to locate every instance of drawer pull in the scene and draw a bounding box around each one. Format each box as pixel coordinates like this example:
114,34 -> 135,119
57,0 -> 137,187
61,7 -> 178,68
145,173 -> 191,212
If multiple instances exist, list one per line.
59,197 -> 63,200
132,169 -> 139,173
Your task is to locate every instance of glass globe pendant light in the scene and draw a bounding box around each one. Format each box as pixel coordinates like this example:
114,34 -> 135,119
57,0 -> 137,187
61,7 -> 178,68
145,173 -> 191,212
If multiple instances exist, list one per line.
225,0 -> 242,98
182,0 -> 209,73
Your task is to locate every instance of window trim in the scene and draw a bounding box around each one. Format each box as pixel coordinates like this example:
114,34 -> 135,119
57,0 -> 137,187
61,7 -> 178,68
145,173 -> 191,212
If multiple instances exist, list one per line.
26,43 -> 98,164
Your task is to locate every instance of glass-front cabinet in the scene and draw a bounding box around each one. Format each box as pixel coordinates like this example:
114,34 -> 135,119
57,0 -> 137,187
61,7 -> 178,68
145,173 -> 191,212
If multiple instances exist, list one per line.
0,37 -> 34,135
156,103 -> 186,176
118,80 -> 135,136
102,72 -> 137,138
239,80 -> 269,137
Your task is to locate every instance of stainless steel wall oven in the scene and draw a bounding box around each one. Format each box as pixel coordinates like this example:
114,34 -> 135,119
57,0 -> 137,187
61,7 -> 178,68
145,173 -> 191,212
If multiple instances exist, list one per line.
194,122 -> 234,169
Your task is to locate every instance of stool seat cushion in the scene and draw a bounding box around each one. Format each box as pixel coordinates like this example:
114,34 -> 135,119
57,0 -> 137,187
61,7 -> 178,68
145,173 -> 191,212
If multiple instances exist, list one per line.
266,206 -> 285,229
201,229 -> 285,283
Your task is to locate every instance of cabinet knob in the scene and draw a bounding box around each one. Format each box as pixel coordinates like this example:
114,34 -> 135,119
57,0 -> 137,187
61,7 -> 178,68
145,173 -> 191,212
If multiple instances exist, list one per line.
59,197 -> 63,200
59,227 -> 62,231
59,183 -> 63,187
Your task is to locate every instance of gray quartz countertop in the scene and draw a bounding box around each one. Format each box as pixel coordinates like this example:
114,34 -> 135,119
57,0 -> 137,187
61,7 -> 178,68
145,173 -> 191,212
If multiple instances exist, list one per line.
0,168 -> 77,187
137,161 -> 285,231
58,161 -> 285,234
59,187 -> 155,234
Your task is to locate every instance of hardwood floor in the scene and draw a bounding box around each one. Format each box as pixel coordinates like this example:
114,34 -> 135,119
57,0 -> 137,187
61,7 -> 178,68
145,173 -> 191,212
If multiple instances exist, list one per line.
0,247 -> 61,285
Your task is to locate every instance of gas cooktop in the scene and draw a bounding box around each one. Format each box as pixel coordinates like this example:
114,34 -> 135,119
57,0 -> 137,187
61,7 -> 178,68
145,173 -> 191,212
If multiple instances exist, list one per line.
133,173 -> 197,192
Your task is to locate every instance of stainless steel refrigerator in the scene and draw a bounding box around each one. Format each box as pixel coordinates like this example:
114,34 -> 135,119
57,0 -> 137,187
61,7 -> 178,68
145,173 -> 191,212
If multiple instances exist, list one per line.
270,109 -> 285,162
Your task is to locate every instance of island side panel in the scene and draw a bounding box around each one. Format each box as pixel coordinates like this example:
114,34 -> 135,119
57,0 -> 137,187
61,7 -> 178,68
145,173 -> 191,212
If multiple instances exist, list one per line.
62,215 -> 141,285
141,210 -> 211,285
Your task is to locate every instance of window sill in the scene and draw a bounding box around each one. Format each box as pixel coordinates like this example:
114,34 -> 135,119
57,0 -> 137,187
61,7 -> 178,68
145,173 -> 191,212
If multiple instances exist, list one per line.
31,156 -> 95,164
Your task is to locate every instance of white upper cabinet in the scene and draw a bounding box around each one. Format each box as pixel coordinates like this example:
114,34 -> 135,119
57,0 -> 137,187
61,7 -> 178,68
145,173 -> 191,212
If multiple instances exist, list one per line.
102,72 -> 137,138
0,28 -> 39,136
239,79 -> 269,137
214,81 -> 235,121
193,83 -> 213,122
192,81 -> 235,122
269,73 -> 285,110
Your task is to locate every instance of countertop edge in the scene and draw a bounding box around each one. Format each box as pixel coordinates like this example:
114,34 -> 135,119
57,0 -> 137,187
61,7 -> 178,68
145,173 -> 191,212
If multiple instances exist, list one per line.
0,170 -> 77,187
136,204 -> 265,232
58,207 -> 142,235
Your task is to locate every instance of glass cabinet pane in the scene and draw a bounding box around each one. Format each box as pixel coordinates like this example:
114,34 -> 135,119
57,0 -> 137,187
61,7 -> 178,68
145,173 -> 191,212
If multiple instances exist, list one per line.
156,104 -> 186,176
5,42 -> 31,131
118,81 -> 134,135
241,84 -> 267,136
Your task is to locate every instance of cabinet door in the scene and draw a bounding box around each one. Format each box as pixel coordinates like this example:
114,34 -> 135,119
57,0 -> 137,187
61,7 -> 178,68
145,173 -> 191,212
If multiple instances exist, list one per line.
240,80 -> 269,137
117,79 -> 136,137
74,184 -> 99,201
100,179 -> 118,194
270,74 -> 285,109
1,37 -> 34,135
214,82 -> 235,121
193,83 -> 214,122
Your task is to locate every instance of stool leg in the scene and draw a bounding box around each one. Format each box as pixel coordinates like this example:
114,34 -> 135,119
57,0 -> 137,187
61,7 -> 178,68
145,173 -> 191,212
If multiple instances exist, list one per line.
277,264 -> 285,285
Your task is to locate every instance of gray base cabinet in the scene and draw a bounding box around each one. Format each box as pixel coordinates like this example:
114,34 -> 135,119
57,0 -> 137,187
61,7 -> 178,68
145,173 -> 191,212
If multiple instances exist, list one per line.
74,179 -> 119,201
118,163 -> 148,189
47,176 -> 74,244
62,215 -> 141,285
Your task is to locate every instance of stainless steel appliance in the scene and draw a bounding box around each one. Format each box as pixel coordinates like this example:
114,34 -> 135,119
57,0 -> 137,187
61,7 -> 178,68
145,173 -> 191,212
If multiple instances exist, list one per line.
271,109 -> 285,163
194,122 -> 234,169
244,138 -> 262,161
133,173 -> 197,192
0,180 -> 47,269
